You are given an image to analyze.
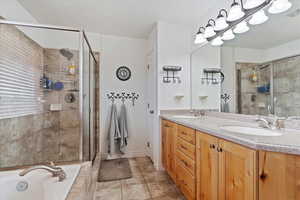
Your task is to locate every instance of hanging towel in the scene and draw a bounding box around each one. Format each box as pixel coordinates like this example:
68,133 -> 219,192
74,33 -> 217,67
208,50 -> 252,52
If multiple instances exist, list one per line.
118,103 -> 129,154
107,103 -> 121,155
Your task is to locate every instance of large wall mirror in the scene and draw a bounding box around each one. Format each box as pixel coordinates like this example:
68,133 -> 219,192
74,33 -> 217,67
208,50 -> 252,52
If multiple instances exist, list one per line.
191,0 -> 300,117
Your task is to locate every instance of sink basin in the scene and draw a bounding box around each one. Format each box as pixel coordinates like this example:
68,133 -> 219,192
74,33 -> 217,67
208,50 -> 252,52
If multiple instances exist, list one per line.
172,115 -> 201,119
220,126 -> 283,136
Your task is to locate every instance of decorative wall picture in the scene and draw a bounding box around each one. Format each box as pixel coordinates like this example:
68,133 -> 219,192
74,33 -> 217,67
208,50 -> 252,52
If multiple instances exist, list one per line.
116,66 -> 131,81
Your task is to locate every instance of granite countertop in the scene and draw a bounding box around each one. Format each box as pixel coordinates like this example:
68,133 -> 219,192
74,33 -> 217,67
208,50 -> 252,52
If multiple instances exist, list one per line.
161,114 -> 300,155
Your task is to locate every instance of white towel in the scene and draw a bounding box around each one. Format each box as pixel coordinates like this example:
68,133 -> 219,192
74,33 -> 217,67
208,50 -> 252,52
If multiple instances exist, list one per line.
118,104 -> 128,154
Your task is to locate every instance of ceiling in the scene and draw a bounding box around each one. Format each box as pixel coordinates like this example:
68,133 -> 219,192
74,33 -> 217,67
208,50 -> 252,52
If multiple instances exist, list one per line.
17,0 -> 300,49
224,0 -> 300,49
17,0 -> 222,39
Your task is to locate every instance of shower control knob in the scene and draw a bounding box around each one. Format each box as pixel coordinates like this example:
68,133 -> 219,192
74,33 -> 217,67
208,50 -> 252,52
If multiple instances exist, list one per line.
149,110 -> 154,114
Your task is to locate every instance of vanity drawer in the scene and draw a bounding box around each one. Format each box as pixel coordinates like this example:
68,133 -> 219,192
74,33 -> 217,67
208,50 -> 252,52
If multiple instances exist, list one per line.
177,137 -> 196,160
177,162 -> 196,200
176,150 -> 195,176
178,125 -> 196,145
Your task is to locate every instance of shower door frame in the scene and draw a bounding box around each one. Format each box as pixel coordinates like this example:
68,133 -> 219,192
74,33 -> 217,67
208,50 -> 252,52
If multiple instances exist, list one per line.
0,19 -> 98,162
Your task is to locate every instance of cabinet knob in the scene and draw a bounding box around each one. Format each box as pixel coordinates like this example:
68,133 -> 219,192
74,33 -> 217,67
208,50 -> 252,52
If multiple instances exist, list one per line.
209,144 -> 216,149
260,172 -> 267,181
217,147 -> 223,152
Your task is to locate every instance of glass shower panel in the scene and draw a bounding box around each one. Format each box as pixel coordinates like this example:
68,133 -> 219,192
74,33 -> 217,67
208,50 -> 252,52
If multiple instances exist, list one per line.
81,36 -> 98,161
0,23 -> 81,168
82,37 -> 91,161
273,56 -> 300,117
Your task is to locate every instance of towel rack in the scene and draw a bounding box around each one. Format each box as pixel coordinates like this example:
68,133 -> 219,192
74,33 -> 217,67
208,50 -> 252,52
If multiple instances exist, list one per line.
107,92 -> 139,106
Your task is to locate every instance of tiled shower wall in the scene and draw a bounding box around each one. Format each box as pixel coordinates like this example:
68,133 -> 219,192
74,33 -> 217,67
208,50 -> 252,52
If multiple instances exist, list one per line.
273,55 -> 300,117
237,62 -> 271,115
0,23 -> 82,168
237,55 -> 300,117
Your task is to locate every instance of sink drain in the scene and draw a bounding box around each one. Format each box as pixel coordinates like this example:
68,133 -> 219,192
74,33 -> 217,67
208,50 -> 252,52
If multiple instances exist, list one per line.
16,181 -> 28,192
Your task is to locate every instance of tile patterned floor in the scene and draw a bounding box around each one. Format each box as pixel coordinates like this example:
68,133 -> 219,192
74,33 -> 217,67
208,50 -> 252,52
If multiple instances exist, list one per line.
94,157 -> 186,200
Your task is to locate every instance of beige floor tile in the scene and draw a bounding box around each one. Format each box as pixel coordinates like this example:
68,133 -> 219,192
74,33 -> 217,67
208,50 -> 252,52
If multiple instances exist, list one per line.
122,176 -> 146,186
96,180 -> 121,191
135,157 -> 153,168
139,164 -> 156,174
131,165 -> 143,177
122,183 -> 151,200
151,192 -> 186,200
129,158 -> 139,167
94,187 -> 122,200
143,171 -> 172,183
147,181 -> 178,198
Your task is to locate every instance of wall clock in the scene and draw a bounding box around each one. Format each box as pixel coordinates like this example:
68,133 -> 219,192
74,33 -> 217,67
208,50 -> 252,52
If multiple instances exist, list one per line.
116,66 -> 131,81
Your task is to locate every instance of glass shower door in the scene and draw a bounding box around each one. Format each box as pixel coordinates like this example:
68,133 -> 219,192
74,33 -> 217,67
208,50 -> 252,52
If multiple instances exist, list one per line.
81,34 -> 97,161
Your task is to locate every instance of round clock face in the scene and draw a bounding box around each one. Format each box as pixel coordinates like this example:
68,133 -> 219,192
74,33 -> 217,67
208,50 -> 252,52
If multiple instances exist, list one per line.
116,66 -> 131,81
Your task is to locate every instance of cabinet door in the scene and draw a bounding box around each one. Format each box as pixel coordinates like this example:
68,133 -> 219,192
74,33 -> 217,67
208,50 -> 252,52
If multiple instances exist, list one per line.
161,120 -> 169,169
197,132 -> 219,200
167,122 -> 177,181
259,151 -> 300,200
218,140 -> 257,200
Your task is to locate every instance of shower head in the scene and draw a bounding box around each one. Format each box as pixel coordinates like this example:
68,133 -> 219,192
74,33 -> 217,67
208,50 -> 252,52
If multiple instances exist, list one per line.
59,48 -> 73,60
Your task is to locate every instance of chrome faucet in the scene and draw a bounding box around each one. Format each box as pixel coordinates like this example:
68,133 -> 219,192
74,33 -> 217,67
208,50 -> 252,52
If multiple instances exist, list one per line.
19,164 -> 66,182
190,109 -> 206,117
255,115 -> 285,130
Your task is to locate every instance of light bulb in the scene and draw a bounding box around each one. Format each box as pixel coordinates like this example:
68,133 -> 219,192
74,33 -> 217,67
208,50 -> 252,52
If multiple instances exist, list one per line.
249,10 -> 269,25
215,10 -> 229,31
194,28 -> 207,44
234,21 -> 250,34
222,29 -> 235,40
244,0 -> 265,9
227,1 -> 245,22
268,0 -> 292,14
204,24 -> 216,38
211,37 -> 224,46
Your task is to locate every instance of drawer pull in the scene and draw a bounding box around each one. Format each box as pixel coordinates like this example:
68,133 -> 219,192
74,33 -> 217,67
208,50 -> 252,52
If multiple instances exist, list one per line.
181,131 -> 187,135
217,147 -> 223,152
209,144 -> 216,149
180,145 -> 188,150
181,159 -> 189,167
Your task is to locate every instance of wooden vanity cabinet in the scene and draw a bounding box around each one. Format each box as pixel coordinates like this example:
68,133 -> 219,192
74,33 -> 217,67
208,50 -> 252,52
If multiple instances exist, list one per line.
162,119 -> 300,200
196,131 -> 257,200
218,139 -> 257,200
161,120 -> 177,182
176,125 -> 197,200
197,132 -> 219,200
259,151 -> 300,200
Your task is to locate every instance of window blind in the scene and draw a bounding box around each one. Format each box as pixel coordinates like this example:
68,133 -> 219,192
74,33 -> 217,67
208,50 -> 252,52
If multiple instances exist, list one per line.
0,56 -> 43,119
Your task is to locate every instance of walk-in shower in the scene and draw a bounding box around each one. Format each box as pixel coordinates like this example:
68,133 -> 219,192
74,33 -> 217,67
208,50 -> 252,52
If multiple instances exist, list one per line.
237,55 -> 300,117
0,19 -> 99,168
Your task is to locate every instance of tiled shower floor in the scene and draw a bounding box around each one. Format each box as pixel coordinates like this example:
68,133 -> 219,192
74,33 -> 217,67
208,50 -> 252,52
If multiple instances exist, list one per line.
94,157 -> 186,200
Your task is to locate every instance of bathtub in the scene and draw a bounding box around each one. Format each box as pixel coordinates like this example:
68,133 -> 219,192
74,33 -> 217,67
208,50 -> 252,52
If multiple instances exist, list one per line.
0,164 -> 81,200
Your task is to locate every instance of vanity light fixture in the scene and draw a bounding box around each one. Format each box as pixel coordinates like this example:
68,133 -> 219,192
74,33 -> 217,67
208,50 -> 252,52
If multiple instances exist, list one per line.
194,27 -> 207,44
234,21 -> 250,33
222,29 -> 235,40
215,9 -> 229,31
249,10 -> 269,25
204,19 -> 216,38
244,0 -> 265,9
227,0 -> 245,22
211,36 -> 224,46
193,0 -> 292,47
268,0 -> 292,14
